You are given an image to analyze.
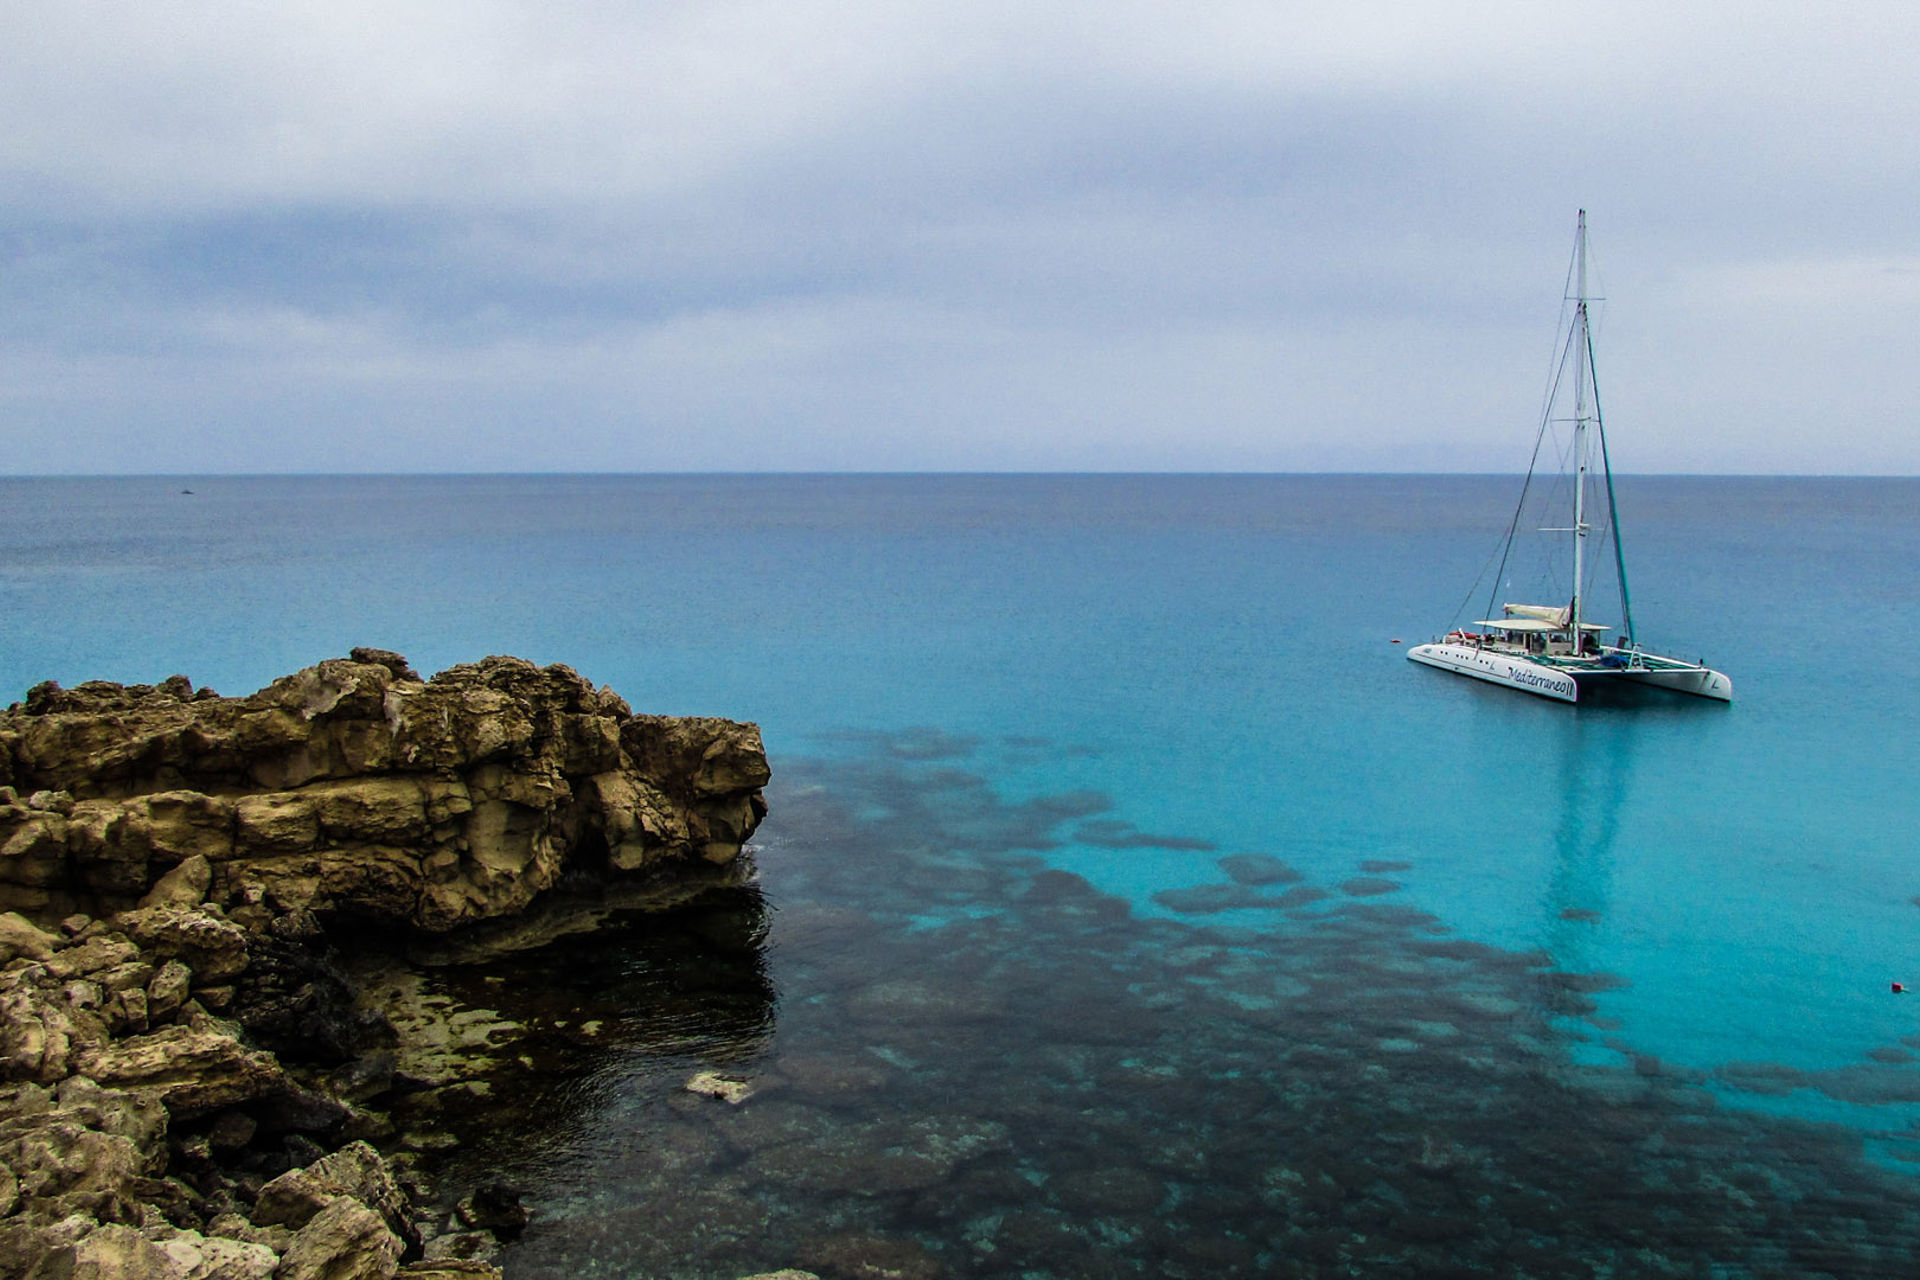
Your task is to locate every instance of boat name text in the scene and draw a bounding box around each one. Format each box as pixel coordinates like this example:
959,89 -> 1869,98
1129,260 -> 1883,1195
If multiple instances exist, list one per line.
1505,664 -> 1575,693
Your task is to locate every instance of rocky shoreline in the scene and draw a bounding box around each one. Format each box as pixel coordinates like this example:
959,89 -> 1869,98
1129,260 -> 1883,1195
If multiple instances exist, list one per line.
0,651 -> 770,1279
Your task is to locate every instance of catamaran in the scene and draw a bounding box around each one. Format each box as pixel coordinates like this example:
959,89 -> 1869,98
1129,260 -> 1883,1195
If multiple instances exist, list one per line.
1407,212 -> 1732,705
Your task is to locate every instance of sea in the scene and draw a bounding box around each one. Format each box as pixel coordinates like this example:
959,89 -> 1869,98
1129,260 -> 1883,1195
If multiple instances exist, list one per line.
4,473 -> 1919,1278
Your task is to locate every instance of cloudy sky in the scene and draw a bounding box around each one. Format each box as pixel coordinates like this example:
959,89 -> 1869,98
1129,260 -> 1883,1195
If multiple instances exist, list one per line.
2,2 -> 1915,473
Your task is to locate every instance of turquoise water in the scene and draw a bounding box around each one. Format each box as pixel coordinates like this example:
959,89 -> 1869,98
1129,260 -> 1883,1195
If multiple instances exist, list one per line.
6,474 -> 1920,1273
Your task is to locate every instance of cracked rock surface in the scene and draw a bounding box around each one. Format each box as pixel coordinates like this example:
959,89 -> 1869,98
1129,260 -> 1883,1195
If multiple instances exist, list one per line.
0,651 -> 770,1280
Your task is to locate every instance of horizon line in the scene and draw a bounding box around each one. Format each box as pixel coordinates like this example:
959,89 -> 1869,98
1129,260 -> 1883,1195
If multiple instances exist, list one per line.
3,469 -> 1917,481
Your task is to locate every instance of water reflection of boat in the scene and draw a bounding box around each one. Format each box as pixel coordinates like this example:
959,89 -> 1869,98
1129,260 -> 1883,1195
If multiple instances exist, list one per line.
1408,212 -> 1732,705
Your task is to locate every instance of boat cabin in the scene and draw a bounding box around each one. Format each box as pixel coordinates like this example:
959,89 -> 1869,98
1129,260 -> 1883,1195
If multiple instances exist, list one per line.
1446,605 -> 1611,659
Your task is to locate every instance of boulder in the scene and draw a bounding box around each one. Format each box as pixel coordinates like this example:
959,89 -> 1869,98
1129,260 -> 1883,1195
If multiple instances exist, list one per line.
274,1196 -> 403,1280
795,1234 -> 943,1280
60,1222 -> 189,1280
0,1212 -> 92,1280
138,854 -> 213,910
398,1263 -> 504,1279
251,1167 -> 338,1232
115,906 -> 249,982
164,1231 -> 279,1280
452,1182 -> 525,1235
146,961 -> 193,1022
205,1211 -> 295,1254
0,1079 -> 166,1226
0,911 -> 58,962
254,1140 -> 412,1246
0,966 -> 109,1083
420,1232 -> 498,1263
43,937 -> 140,981
78,1023 -> 287,1118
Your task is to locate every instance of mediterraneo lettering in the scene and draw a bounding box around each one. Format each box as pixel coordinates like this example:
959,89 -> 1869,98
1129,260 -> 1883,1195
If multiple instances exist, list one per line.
1504,664 -> 1572,692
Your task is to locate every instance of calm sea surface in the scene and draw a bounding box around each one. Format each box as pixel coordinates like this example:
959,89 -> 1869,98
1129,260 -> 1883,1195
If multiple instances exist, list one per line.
5,473 -> 1920,1276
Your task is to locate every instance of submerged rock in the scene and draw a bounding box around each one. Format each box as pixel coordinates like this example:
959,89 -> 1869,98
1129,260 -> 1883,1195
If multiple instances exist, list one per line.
796,1233 -> 943,1280
1216,854 -> 1304,886
454,1182 -> 527,1236
686,1071 -> 756,1105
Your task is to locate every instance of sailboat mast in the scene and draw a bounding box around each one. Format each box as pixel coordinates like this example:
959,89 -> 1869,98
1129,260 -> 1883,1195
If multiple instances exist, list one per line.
1570,210 -> 1591,645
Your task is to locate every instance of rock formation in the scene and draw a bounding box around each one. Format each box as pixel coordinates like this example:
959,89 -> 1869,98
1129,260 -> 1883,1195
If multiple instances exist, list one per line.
0,648 -> 769,929
0,652 -> 770,1279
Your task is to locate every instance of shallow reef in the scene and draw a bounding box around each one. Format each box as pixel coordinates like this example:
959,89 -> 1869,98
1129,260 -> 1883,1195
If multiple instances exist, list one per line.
390,735 -> 1920,1280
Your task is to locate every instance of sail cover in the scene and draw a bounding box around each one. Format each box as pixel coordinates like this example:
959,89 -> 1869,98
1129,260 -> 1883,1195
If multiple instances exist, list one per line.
1503,603 -> 1572,625
1475,619 -> 1610,633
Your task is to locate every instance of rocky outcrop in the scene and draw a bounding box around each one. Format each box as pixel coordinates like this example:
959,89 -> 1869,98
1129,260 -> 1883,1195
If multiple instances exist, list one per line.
0,652 -> 771,1280
0,649 -> 769,929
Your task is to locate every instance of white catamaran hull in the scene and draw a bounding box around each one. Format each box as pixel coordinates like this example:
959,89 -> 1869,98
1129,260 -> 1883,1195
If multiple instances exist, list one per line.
1406,642 -> 1578,702
1606,665 -> 1733,701
1407,642 -> 1734,704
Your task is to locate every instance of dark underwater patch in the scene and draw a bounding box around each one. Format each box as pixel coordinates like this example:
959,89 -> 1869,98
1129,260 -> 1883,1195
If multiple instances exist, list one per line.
1337,876 -> 1402,897
1218,853 -> 1304,885
424,741 -> 1920,1280
1074,818 -> 1218,851
1152,882 -> 1277,914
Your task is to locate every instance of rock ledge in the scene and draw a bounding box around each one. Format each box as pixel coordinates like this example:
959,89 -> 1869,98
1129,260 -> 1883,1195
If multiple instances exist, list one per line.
0,648 -> 769,929
0,652 -> 770,1280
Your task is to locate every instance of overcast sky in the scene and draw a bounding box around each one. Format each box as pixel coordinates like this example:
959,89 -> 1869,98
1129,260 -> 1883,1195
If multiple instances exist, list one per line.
2,2 -> 1915,473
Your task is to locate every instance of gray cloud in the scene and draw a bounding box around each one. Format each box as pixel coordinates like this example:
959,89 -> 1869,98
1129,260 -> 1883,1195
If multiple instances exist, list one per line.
3,1 -> 1917,472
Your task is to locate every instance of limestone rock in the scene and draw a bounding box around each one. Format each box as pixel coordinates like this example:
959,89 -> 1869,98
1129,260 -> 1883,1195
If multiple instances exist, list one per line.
62,1222 -> 189,1280
0,1079 -> 165,1226
0,651 -> 771,1276
138,854 -> 213,910
134,1226 -> 280,1280
116,906 -> 249,982
451,1182 -> 525,1236
0,653 -> 769,932
275,1195 -> 403,1280
0,910 -> 58,962
398,1263 -> 505,1279
186,1235 -> 280,1280
249,1165 -> 339,1231
146,960 -> 193,1022
102,986 -> 148,1035
206,1211 -> 295,1253
43,936 -> 140,981
0,986 -> 70,1084
420,1232 -> 499,1263
0,1212 -> 92,1280
795,1234 -> 943,1280
0,965 -> 114,1083
79,1023 -> 287,1118
686,1071 -> 756,1104
254,1141 -> 412,1246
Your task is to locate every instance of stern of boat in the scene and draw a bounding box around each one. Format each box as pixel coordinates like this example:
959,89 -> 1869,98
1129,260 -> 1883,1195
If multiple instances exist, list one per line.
1611,665 -> 1733,702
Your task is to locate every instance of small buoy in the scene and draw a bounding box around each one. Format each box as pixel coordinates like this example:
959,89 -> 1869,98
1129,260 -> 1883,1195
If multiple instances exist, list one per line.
1894,982 -> 1907,994
1389,638 -> 1402,645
